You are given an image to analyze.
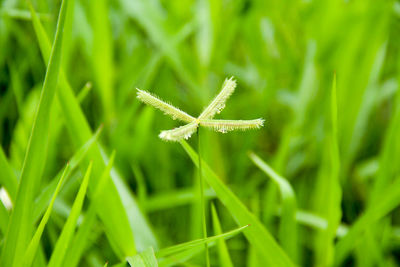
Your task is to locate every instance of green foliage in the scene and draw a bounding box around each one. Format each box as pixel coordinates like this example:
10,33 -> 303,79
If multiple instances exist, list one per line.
1,0 -> 400,266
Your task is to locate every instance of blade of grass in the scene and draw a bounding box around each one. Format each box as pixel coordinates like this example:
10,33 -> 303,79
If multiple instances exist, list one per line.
156,224 -> 249,258
33,125 -> 103,222
313,73 -> 342,266
22,164 -> 70,267
180,140 -> 295,267
249,152 -> 298,262
62,151 -> 116,267
0,1 -> 69,266
334,176 -> 400,265
47,162 -> 92,267
0,196 -> 9,234
29,3 -> 157,253
144,187 -> 216,212
0,146 -> 17,201
197,127 -> 210,267
211,204 -> 233,267
127,247 -> 158,267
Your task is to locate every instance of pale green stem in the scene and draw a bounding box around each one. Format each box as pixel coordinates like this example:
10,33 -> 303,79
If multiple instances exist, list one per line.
197,127 -> 210,267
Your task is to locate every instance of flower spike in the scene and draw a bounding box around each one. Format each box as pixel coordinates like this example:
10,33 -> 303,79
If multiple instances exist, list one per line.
159,122 -> 199,141
136,89 -> 195,123
137,77 -> 263,142
198,77 -> 236,120
199,119 -> 264,133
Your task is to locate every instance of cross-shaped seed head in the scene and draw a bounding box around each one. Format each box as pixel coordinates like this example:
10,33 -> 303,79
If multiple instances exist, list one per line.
136,77 -> 264,141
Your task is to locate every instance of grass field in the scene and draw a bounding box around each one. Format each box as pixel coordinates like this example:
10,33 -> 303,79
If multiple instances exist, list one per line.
1,0 -> 400,266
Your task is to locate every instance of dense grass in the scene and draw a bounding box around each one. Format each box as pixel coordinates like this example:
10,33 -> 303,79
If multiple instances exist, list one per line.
1,0 -> 400,266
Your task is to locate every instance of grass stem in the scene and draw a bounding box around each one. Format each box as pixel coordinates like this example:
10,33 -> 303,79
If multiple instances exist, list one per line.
197,127 -> 210,267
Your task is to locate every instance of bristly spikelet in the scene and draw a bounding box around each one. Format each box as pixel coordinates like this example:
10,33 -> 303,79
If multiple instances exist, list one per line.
159,122 -> 199,142
136,89 -> 195,123
200,119 -> 264,133
198,77 -> 236,120
137,77 -> 264,142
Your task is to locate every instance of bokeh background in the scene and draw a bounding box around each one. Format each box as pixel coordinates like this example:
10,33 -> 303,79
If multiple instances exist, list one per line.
1,0 -> 400,266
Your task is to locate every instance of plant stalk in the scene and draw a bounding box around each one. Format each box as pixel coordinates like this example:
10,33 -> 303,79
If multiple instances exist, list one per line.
197,127 -> 210,267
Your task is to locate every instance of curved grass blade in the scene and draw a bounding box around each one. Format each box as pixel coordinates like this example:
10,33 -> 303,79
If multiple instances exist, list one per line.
137,89 -> 195,123
30,2 -> 156,254
62,151 -> 116,267
0,1 -> 70,266
334,176 -> 400,265
314,74 -> 342,266
0,197 -> 9,235
249,152 -> 298,262
127,247 -> 158,267
48,162 -> 92,267
22,164 -> 70,267
33,125 -> 103,222
198,77 -> 236,120
200,119 -> 264,133
211,204 -> 233,267
0,146 -> 18,201
156,224 -> 248,258
180,141 -> 295,267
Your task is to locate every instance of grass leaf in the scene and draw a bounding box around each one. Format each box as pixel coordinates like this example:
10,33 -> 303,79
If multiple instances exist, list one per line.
47,162 -> 92,267
211,203 -> 234,267
180,140 -> 295,266
23,164 -> 70,267
127,247 -> 158,267
0,1 -> 70,265
249,152 -> 298,262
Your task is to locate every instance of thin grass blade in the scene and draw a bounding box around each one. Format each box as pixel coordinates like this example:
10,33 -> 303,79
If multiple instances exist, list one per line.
180,141 -> 295,266
23,164 -> 70,267
211,204 -> 234,267
126,247 -> 158,267
0,146 -> 18,201
0,1 -> 70,266
47,162 -> 92,267
249,152 -> 298,262
156,224 -> 248,258
29,3 -> 156,253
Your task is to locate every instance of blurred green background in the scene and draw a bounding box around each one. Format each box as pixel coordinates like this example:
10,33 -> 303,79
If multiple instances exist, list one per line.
1,0 -> 400,266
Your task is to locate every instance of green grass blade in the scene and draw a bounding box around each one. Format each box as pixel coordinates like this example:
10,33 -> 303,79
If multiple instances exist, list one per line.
29,1 -> 156,254
0,146 -> 18,201
23,164 -> 70,267
62,151 -> 117,267
249,152 -> 298,262
127,247 -> 158,267
313,74 -> 342,266
0,1 -> 69,266
334,176 -> 400,265
48,162 -> 92,267
0,198 -> 9,235
180,140 -> 295,267
156,224 -> 249,258
33,125 -> 103,222
90,0 -> 115,118
211,204 -> 233,267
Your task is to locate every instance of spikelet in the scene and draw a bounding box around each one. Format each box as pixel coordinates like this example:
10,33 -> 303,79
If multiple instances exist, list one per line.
199,119 -> 264,133
136,89 -> 195,123
159,122 -> 199,141
198,77 -> 236,120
